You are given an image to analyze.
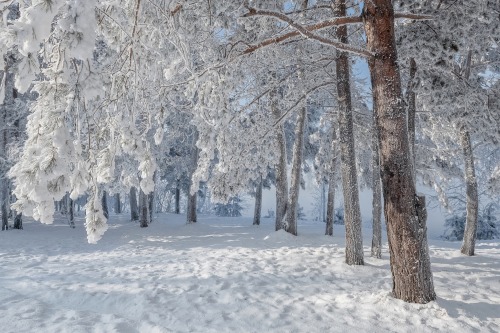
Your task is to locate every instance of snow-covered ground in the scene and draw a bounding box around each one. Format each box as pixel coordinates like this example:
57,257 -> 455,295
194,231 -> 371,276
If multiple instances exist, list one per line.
0,214 -> 499,333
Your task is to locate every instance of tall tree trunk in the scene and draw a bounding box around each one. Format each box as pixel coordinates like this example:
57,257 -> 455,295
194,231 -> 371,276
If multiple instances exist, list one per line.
114,193 -> 121,214
283,0 -> 309,236
271,85 -> 288,231
187,130 -> 199,224
1,182 -> 9,231
148,192 -> 154,223
335,0 -> 364,265
285,104 -> 307,236
101,190 -> 109,219
69,198 -> 75,228
363,0 -> 435,303
174,179 -> 180,214
460,128 -> 478,256
130,187 -> 139,221
407,58 -> 417,184
186,189 -> 197,223
371,113 -> 382,259
253,176 -> 263,226
139,189 -> 148,228
326,125 -> 338,236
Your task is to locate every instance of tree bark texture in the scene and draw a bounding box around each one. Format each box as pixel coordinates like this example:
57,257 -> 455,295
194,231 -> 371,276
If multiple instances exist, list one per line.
69,198 -> 75,228
326,126 -> 338,236
460,128 -> 478,256
114,193 -> 122,214
335,0 -> 364,265
285,104 -> 307,236
253,176 -> 263,226
139,189 -> 148,228
271,86 -> 288,231
407,58 -> 417,184
130,187 -> 139,221
175,180 -> 180,214
187,131 -> 199,224
102,190 -> 109,219
371,115 -> 382,259
363,0 -> 435,303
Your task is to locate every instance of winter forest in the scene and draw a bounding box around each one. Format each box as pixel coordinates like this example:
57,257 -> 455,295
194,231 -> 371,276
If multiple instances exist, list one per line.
0,0 -> 499,332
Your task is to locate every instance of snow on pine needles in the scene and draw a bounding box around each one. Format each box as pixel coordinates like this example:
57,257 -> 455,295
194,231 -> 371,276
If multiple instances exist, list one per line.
0,214 -> 499,333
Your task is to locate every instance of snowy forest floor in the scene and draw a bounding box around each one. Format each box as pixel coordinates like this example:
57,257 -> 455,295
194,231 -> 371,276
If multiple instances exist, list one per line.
0,214 -> 499,333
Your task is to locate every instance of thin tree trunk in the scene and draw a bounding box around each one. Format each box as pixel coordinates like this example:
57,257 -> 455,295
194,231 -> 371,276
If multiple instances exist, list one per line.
407,58 -> 417,184
102,190 -> 109,219
326,125 -> 338,236
363,0 -> 435,303
335,0 -> 364,265
186,190 -> 197,223
130,187 -> 139,221
187,130 -> 199,224
325,179 -> 335,236
174,179 -> 180,214
460,128 -> 478,256
271,84 -> 288,231
285,104 -> 307,236
253,176 -> 263,225
1,181 -> 9,231
69,198 -> 75,228
139,189 -> 148,228
114,193 -> 121,214
371,113 -> 382,259
148,192 -> 154,223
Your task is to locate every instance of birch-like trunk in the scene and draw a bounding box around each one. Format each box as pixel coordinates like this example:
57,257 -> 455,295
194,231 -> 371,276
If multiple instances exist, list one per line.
139,189 -> 148,228
271,86 -> 288,231
285,104 -> 307,236
114,193 -> 121,214
130,187 -> 139,221
253,176 -> 263,226
363,0 -> 435,303
335,0 -> 363,265
371,114 -> 382,259
460,128 -> 478,256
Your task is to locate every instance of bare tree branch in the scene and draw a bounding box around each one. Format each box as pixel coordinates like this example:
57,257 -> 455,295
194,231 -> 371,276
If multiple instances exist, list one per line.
241,6 -> 432,56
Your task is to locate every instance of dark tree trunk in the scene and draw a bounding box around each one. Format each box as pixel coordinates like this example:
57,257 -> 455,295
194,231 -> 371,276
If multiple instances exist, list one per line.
460,128 -> 478,256
407,58 -> 417,184
69,198 -> 75,228
335,0 -> 363,265
1,187 -> 8,231
130,187 -> 139,221
363,0 -> 435,303
114,193 -> 121,214
148,192 -> 154,223
175,180 -> 180,214
371,113 -> 382,259
326,125 -> 338,236
187,131 -> 199,224
253,176 -> 263,226
139,189 -> 148,228
101,190 -> 109,220
186,190 -> 197,223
